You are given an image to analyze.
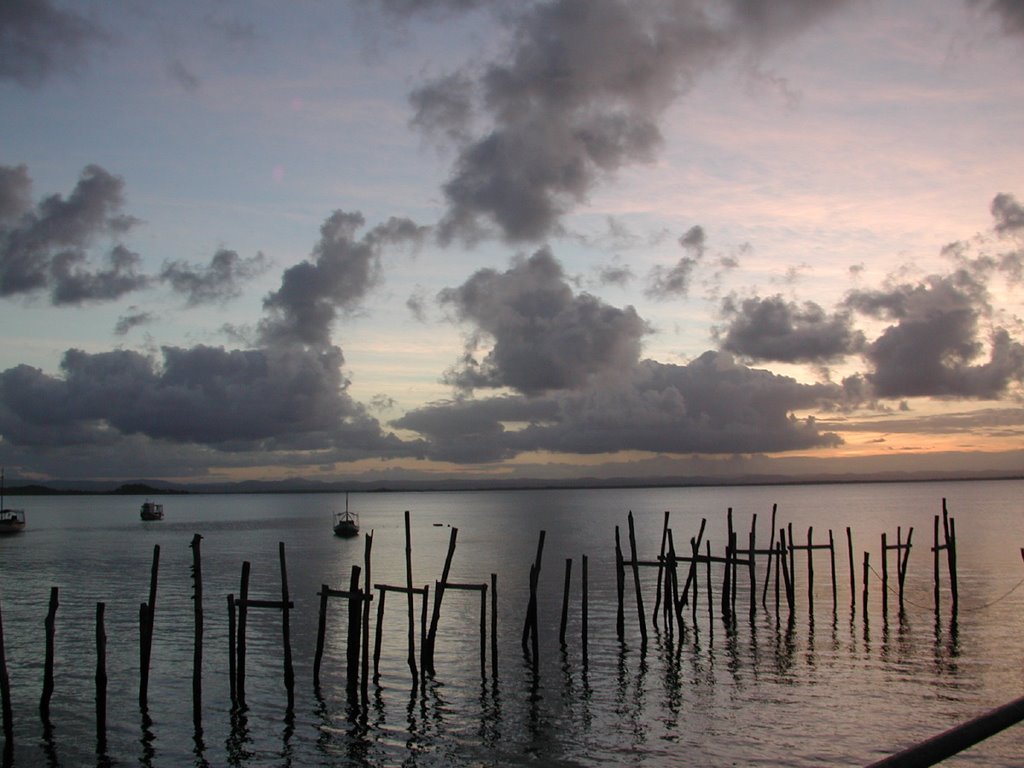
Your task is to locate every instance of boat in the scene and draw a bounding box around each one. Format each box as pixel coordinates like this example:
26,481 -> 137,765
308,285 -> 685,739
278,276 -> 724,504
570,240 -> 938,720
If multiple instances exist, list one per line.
0,468 -> 26,535
333,494 -> 359,538
140,500 -> 164,521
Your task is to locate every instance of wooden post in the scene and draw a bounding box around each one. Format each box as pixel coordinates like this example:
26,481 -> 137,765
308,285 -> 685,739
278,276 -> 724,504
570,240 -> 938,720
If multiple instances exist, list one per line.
898,528 -> 914,613
948,515 -> 959,614
774,535 -> 780,616
279,543 -> 294,710
523,530 -> 546,660
226,594 -> 236,705
491,573 -> 498,680
362,531 -> 372,706
761,504 -> 777,608
559,558 -> 572,647
314,584 -> 329,689
806,527 -> 815,617
722,509 -> 733,620
787,522 -> 796,599
828,529 -> 837,614
190,535 -> 203,728
0,600 -> 12,745
236,561 -> 251,707
653,510 -> 669,628
426,526 -> 459,675
847,527 -> 856,610
614,526 -> 625,641
580,556 -> 588,659
403,511 -> 418,682
96,602 -> 107,752
140,545 -> 159,709
627,512 -> 647,645
479,585 -> 487,679
372,587 -> 385,682
881,533 -> 889,616
705,541 -> 714,631
933,515 -> 941,614
862,552 -> 870,620
346,565 -> 362,698
749,523 -> 757,621
667,531 -> 682,634
779,531 -> 793,617
40,586 -> 58,722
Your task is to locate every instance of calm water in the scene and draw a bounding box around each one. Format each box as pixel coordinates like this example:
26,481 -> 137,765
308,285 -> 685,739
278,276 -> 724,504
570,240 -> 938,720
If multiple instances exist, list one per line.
1,480 -> 1023,766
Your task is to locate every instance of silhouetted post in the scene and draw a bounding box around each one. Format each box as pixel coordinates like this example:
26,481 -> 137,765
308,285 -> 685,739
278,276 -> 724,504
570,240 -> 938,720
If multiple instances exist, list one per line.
933,515 -> 941,614
779,531 -> 794,617
523,530 -> 546,660
362,532 -> 373,706
139,545 -> 160,709
862,552 -> 870,620
403,511 -> 418,682
681,518 -> 707,606
426,526 -> 459,675
627,512 -> 647,646
226,594 -> 236,704
559,558 -> 572,647
653,510 -> 669,628
787,522 -> 796,596
479,586 -> 487,679
40,586 -> 58,722
828,529 -> 837,613
491,573 -> 498,679
898,527 -> 913,613
806,527 -> 815,617
749,525 -> 757,621
614,526 -> 625,641
705,541 -> 714,632
279,543 -> 294,710
881,532 -> 889,616
371,586 -> 385,681
190,534 -> 203,727
580,556 -> 589,659
948,513 -> 959,613
847,527 -> 856,610
314,584 -> 329,689
0,601 -> 12,745
346,565 -> 362,700
236,561 -> 251,707
722,509 -> 733,620
95,602 -> 107,752
761,504 -> 777,608
667,531 -> 682,634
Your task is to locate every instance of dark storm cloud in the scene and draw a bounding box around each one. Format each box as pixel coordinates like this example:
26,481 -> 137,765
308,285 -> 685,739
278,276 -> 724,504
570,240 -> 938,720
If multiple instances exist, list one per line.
984,0 -> 1024,36
0,164 -> 143,302
0,0 -> 105,86
405,0 -> 852,243
716,294 -> 864,363
991,193 -> 1024,235
260,210 -> 429,346
161,248 -> 269,306
0,164 -> 32,223
0,344 -> 417,457
396,353 -> 842,463
846,271 -> 1024,398
50,244 -> 149,305
439,247 -> 649,394
646,225 -> 706,298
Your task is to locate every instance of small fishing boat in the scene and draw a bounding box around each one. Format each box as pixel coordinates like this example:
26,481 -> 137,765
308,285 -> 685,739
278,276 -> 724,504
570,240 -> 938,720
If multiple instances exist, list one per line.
0,468 -> 25,535
333,494 -> 359,538
140,500 -> 164,521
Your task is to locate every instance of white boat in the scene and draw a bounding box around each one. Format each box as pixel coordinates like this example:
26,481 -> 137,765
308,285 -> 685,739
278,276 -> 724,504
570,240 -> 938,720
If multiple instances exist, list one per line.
140,500 -> 164,521
333,494 -> 359,538
0,468 -> 26,535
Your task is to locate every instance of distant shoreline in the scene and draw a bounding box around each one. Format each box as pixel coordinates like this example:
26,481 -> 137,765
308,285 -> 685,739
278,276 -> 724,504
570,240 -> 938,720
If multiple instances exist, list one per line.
4,472 -> 1022,497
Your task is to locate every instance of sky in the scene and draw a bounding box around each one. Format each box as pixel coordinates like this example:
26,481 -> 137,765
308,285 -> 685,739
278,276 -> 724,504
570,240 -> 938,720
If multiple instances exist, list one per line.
1,0 -> 1023,486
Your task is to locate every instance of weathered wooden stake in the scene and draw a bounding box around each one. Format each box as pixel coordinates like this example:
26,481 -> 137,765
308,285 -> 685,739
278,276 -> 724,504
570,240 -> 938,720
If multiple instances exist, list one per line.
881,532 -> 889,616
226,593 -> 236,704
236,561 -> 251,707
40,586 -> 58,722
139,545 -> 160,709
314,583 -> 329,689
653,510 -> 669,628
898,527 -> 914,613
522,530 -> 545,665
404,511 -> 418,682
614,526 -> 625,641
362,532 -> 373,706
807,527 -> 815,617
279,542 -> 294,710
0,600 -> 12,745
828,529 -> 837,613
426,526 -> 459,675
666,531 -> 682,634
722,509 -> 733,620
748,522 -> 757,621
705,541 -> 714,632
491,573 -> 499,679
559,558 -> 572,647
95,602 -> 107,752
761,504 -> 777,608
190,535 -> 203,728
933,515 -> 941,614
627,512 -> 647,646
346,565 -> 362,699
779,532 -> 794,617
862,552 -> 870,620
847,526 -> 856,610
580,556 -> 588,659
479,585 -> 487,679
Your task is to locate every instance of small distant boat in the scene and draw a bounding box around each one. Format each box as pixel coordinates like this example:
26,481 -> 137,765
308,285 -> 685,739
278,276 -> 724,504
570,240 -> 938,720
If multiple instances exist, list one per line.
140,500 -> 164,521
333,494 -> 359,538
0,468 -> 26,535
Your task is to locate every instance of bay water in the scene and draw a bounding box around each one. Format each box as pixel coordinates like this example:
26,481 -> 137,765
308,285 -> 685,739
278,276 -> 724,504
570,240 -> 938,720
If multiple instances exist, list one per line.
1,479 -> 1023,766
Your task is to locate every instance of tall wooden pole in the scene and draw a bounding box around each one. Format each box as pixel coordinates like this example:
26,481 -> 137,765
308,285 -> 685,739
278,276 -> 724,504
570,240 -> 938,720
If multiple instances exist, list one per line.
279,542 -> 294,711
95,602 -> 107,753
190,534 -> 203,728
404,511 -> 418,682
40,586 -> 58,722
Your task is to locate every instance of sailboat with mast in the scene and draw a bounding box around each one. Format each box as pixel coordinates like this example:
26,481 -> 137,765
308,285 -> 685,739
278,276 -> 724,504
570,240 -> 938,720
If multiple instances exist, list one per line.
0,468 -> 26,535
332,493 -> 359,538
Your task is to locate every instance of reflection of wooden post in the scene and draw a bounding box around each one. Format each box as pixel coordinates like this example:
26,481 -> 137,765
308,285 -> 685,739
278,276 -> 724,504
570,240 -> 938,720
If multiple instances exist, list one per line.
0,600 -> 13,744
190,535 -> 203,727
41,586 -> 58,722
96,602 -> 107,751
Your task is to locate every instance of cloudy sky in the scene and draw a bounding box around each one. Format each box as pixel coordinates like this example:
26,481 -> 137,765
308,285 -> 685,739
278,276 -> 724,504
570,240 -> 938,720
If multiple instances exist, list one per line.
1,0 -> 1023,485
